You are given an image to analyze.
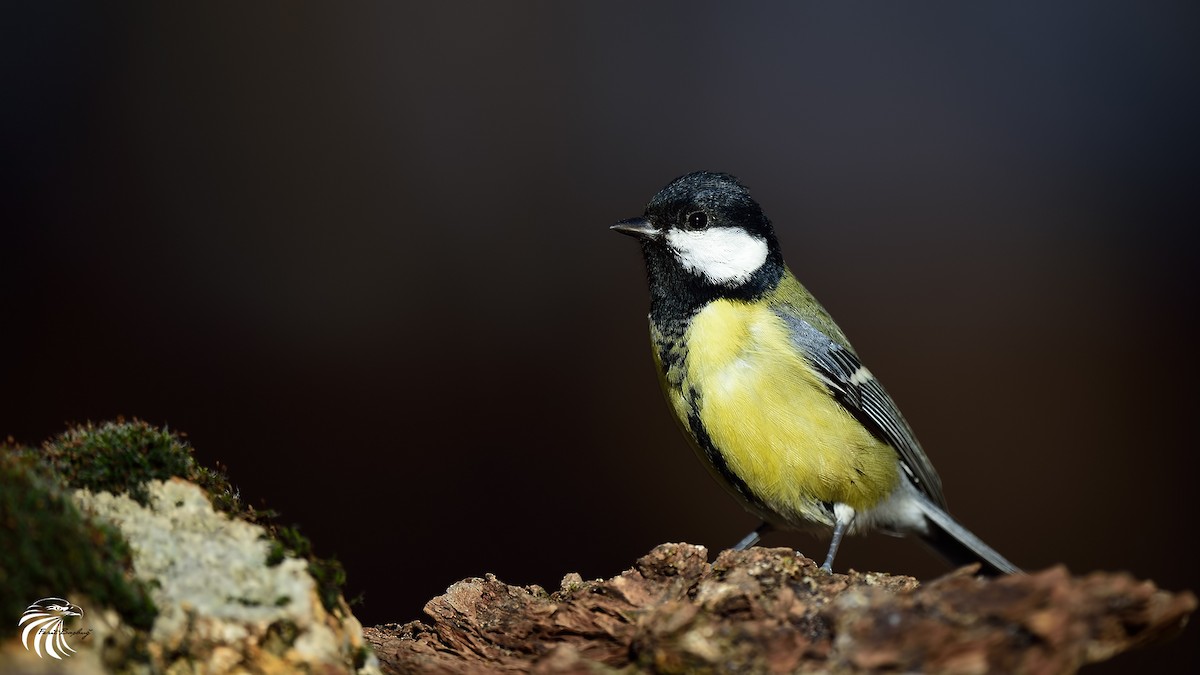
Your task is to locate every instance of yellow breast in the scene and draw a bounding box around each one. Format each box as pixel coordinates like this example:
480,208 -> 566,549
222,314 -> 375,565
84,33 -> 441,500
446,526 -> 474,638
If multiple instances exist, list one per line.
670,299 -> 900,521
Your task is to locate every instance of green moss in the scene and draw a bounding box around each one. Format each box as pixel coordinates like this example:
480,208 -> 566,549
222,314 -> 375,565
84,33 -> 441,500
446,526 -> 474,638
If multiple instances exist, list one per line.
308,554 -> 348,615
0,446 -> 157,639
265,540 -> 287,567
41,420 -> 196,505
274,526 -> 313,559
353,644 -> 371,670
265,525 -> 348,615
192,464 -> 260,522
5,420 -> 354,622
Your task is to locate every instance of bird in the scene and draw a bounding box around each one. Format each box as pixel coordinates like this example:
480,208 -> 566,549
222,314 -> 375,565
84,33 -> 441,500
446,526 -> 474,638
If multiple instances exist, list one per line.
612,171 -> 1019,575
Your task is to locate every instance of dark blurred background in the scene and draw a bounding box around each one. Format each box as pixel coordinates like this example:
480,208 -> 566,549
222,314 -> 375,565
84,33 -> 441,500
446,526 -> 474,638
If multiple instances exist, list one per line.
4,3 -> 1197,671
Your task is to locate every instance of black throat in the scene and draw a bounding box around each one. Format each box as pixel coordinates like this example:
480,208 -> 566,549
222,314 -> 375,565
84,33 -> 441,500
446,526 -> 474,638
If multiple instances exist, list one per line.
641,241 -> 784,333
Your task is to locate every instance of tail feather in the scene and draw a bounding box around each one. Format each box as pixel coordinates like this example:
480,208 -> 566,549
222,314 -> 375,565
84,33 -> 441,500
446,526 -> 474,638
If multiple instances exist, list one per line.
913,497 -> 1021,576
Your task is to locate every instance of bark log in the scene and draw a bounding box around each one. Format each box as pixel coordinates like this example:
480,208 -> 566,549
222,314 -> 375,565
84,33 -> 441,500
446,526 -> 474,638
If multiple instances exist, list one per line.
365,544 -> 1195,674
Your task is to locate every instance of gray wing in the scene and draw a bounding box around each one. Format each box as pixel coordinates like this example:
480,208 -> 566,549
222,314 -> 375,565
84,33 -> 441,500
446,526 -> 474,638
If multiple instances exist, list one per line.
776,310 -> 948,508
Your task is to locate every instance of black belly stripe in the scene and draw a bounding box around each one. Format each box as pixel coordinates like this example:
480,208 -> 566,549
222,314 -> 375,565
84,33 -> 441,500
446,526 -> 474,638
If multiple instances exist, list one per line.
656,325 -> 771,516
684,391 -> 768,513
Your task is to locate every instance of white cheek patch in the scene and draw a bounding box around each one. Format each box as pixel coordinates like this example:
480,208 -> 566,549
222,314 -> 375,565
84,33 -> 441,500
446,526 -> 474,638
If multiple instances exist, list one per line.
665,227 -> 769,285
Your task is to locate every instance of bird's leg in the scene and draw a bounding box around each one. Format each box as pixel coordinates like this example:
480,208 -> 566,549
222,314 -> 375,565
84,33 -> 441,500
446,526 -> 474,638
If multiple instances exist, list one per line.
733,521 -> 772,551
821,504 -> 856,572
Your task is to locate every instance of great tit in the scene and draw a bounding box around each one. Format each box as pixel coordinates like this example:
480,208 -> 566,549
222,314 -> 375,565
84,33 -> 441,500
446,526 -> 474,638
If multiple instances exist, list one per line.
612,171 -> 1019,575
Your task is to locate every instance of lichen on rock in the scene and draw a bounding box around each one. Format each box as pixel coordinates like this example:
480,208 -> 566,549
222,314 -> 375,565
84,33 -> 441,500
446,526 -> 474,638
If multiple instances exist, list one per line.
73,478 -> 373,672
0,421 -> 377,674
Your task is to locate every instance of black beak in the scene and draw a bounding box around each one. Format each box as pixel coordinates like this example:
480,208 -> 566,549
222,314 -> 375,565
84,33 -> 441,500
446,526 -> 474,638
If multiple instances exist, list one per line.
610,217 -> 661,241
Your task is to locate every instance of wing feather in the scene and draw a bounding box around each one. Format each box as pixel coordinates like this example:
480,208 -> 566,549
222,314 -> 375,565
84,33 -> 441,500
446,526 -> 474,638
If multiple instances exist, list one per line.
775,309 -> 948,508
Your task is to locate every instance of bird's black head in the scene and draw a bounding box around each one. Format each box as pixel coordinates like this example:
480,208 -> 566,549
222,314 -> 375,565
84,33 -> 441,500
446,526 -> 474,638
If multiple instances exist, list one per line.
613,171 -> 784,321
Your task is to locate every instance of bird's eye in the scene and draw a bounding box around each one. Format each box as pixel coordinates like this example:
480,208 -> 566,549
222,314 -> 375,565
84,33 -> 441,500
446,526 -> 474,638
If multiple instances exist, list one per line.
684,211 -> 708,230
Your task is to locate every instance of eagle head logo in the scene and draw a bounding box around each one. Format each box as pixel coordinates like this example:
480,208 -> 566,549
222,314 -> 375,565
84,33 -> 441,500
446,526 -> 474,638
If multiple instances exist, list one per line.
18,597 -> 84,659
